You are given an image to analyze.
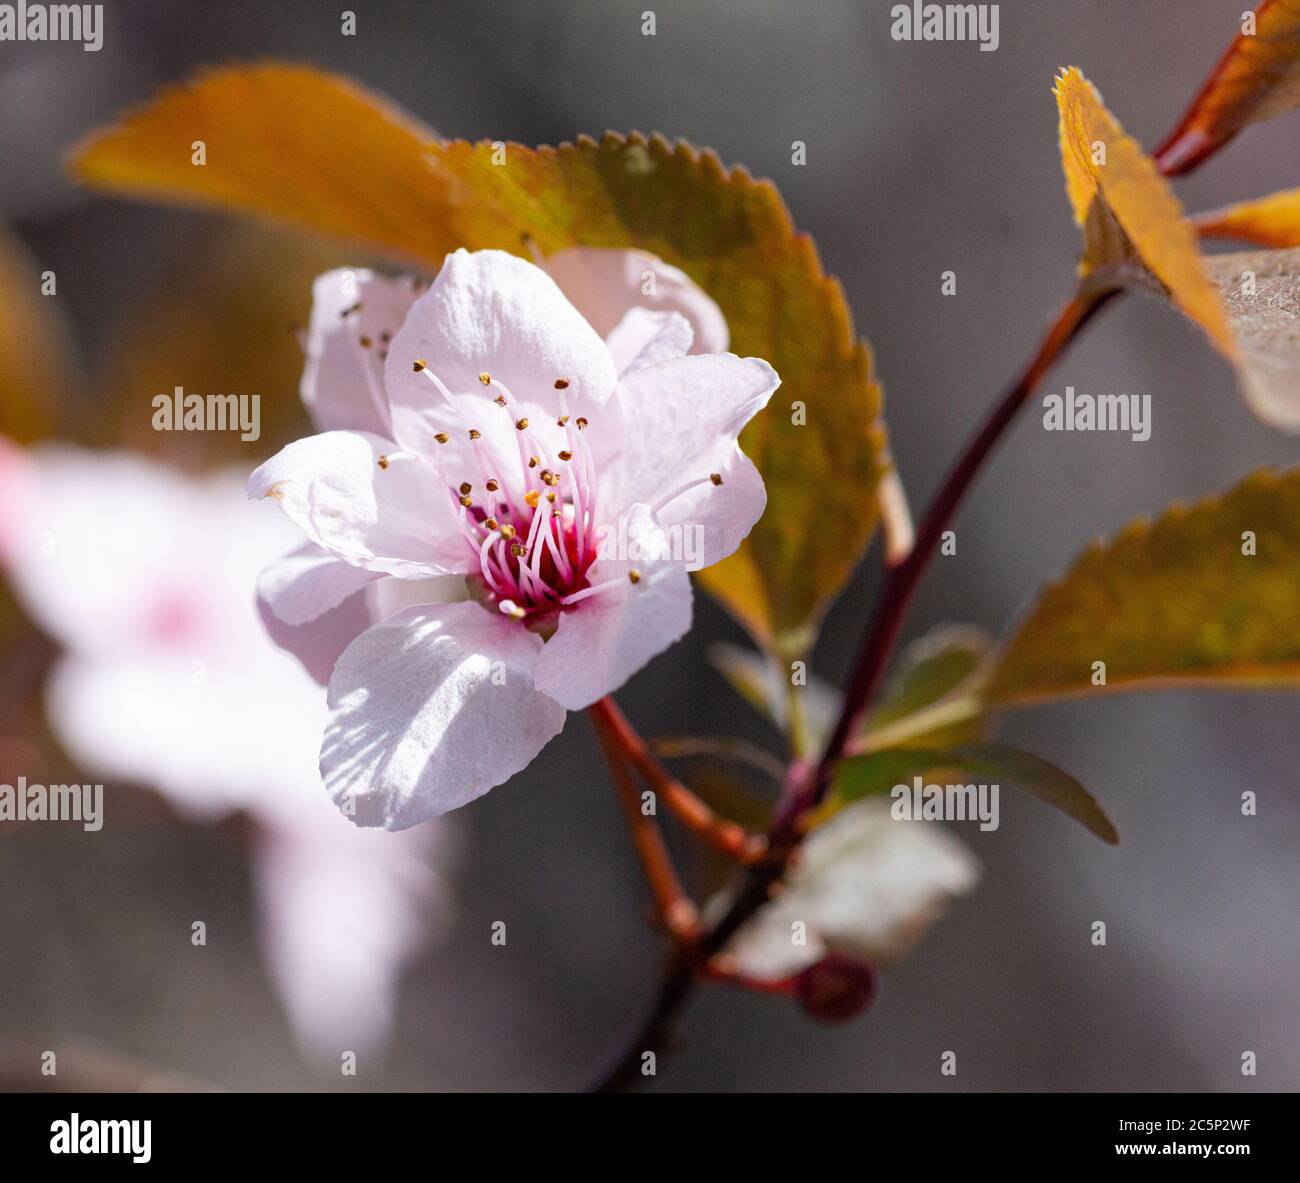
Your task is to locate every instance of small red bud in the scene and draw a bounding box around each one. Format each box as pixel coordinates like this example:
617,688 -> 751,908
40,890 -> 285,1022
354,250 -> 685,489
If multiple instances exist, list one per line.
794,954 -> 876,1023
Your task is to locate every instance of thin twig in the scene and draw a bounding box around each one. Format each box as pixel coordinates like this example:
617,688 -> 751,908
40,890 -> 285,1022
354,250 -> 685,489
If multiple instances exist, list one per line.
649,734 -> 788,787
590,696 -> 766,864
590,710 -> 698,941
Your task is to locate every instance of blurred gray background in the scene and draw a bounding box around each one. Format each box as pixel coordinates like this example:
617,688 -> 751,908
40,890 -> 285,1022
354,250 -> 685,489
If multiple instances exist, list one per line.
0,0 -> 1296,1091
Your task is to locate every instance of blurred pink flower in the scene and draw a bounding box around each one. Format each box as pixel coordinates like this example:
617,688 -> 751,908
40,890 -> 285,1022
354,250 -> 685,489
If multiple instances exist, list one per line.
251,248 -> 777,829
0,443 -> 455,1060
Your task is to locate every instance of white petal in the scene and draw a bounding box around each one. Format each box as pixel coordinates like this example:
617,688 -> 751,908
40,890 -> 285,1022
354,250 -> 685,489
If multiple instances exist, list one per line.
541,246 -> 729,354
384,249 -> 617,456
721,799 -> 980,978
300,268 -> 418,436
604,308 -> 694,375
258,542 -> 381,626
597,353 -> 778,569
322,601 -> 566,828
257,586 -> 372,686
534,505 -> 693,710
368,573 -> 469,620
248,430 -> 471,577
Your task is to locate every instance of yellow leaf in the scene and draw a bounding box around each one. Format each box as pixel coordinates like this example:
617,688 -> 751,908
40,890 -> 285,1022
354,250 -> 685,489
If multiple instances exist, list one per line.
1193,188 -> 1300,249
986,468 -> 1300,705
1054,67 -> 1237,361
1156,0 -> 1300,175
0,227 -> 80,443
72,63 -> 449,269
70,62 -> 892,653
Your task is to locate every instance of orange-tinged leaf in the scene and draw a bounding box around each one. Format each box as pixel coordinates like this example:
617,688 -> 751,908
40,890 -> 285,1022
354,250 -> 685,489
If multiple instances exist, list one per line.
70,62 -> 892,653
1156,0 -> 1300,176
72,63 -> 449,269
986,468 -> 1300,705
1193,187 -> 1300,248
1054,67 -> 1237,361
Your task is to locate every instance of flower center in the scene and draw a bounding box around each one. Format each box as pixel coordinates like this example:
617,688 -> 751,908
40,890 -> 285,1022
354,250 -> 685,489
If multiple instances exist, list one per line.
405,363 -> 623,625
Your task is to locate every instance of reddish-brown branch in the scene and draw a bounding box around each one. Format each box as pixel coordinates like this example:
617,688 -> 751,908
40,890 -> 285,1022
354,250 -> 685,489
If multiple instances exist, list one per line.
590,710 -> 698,942
589,696 -> 767,865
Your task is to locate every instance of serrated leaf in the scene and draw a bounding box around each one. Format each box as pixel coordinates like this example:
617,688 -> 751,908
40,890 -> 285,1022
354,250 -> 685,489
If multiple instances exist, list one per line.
69,62 -> 892,654
828,743 -> 1117,845
1055,67 -> 1300,431
1054,67 -> 1236,360
986,467 -> 1300,705
71,63 -> 450,268
1156,0 -> 1300,176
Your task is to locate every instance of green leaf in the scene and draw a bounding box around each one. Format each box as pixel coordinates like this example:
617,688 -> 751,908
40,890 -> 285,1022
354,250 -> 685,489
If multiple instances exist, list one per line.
987,467 -> 1300,705
939,744 -> 1118,845
70,62 -> 893,655
828,743 -> 1118,845
863,624 -> 992,749
828,748 -> 949,804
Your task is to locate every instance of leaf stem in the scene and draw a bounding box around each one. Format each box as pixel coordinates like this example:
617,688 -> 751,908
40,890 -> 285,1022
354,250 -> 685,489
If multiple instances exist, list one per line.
590,708 -> 698,941
589,696 -> 767,864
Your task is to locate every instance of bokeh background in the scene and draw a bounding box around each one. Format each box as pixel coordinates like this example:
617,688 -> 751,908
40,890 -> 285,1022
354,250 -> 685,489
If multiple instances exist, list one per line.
1,0 -> 1297,1091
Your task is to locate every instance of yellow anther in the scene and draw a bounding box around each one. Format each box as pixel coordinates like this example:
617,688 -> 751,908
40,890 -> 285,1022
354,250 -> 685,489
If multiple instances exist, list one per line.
412,359 -> 427,372
515,417 -> 529,431
500,524 -> 517,539
459,495 -> 473,508
511,542 -> 527,558
524,490 -> 541,508
478,371 -> 492,386
469,429 -> 482,440
628,569 -> 642,585
540,469 -> 559,487
377,455 -> 390,470
557,415 -> 570,426
434,432 -> 449,444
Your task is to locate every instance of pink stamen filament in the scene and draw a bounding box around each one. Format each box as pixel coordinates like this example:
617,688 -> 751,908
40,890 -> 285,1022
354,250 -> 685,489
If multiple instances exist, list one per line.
560,574 -> 630,606
651,474 -> 717,515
